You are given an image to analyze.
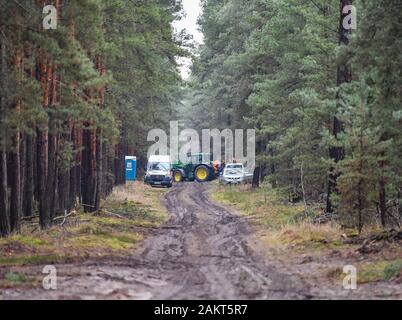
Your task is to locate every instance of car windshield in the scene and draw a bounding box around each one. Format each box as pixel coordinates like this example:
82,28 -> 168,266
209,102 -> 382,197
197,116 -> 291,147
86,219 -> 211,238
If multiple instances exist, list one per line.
226,164 -> 242,170
148,162 -> 170,171
224,164 -> 243,175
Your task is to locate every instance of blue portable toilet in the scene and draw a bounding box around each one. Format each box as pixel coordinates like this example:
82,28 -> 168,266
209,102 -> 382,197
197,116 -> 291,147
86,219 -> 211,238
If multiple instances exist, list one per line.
125,156 -> 137,181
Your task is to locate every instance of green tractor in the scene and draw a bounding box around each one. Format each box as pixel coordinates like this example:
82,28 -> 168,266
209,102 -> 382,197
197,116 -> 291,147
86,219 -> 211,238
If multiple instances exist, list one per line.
172,153 -> 218,183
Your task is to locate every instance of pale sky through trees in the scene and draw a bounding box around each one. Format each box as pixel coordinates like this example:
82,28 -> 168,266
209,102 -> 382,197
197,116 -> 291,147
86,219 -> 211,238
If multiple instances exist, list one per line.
173,0 -> 204,79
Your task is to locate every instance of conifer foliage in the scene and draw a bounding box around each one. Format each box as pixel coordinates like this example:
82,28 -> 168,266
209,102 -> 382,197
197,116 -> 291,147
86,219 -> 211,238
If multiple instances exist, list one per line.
0,0 -> 184,236
188,0 -> 401,231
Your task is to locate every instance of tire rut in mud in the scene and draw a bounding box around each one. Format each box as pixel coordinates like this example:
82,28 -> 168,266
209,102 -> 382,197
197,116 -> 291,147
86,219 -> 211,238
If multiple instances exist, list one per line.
2,182 -> 311,300
136,182 -> 311,299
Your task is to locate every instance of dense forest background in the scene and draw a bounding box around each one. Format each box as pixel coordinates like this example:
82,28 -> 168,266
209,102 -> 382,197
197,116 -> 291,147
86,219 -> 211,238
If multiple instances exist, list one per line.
0,0 -> 186,236
184,0 -> 402,231
0,0 -> 401,238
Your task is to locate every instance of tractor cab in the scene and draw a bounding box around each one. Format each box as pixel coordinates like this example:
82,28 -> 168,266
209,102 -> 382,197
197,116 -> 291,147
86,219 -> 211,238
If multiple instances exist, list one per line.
188,153 -> 211,165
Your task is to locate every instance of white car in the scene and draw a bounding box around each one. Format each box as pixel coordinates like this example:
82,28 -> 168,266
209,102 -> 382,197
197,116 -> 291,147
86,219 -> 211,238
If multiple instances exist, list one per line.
144,155 -> 173,188
219,163 -> 253,185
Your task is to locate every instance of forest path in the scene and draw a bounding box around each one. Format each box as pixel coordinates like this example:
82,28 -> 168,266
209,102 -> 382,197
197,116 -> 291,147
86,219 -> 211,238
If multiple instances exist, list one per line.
3,183 -> 312,300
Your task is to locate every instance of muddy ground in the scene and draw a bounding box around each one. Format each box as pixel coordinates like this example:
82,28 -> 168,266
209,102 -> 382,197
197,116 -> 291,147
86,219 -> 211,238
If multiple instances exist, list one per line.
1,183 -> 401,300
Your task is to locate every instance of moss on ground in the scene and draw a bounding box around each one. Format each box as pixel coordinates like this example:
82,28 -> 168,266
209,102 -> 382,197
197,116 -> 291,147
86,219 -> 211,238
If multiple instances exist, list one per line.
0,271 -> 41,289
0,182 -> 168,268
211,183 -> 342,250
213,183 -> 307,228
328,259 -> 402,284
0,254 -> 73,267
213,182 -> 402,285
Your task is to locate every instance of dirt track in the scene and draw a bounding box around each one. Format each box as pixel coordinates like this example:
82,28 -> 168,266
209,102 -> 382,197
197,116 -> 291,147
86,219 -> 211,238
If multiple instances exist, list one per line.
3,182 -> 314,300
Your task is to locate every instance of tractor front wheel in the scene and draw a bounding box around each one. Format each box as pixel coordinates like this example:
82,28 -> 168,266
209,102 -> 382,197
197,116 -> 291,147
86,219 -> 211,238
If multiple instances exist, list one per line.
195,165 -> 210,183
173,170 -> 183,183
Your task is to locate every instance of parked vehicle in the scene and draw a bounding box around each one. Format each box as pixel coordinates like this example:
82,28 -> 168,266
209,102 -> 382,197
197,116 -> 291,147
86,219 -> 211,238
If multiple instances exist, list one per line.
144,155 -> 173,188
172,153 -> 219,183
219,163 -> 253,185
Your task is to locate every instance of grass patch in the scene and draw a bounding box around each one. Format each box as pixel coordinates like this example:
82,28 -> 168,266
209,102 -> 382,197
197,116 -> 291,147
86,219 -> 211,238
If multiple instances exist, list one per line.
0,182 -> 168,268
0,271 -> 41,289
213,183 -> 307,228
328,259 -> 402,284
212,183 -> 346,251
358,259 -> 402,283
4,272 -> 27,284
0,235 -> 48,248
273,223 -> 343,249
0,254 -> 73,267
68,234 -> 141,251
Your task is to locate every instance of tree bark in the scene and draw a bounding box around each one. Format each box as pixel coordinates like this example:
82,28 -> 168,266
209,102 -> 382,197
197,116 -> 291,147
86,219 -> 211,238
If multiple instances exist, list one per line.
70,126 -> 82,209
37,125 -> 49,227
58,122 -> 72,212
115,130 -> 126,186
95,130 -> 102,211
45,115 -> 57,220
0,147 -> 9,236
252,166 -> 260,189
378,157 -> 387,228
9,50 -> 23,233
19,132 -> 25,213
0,27 -> 10,236
9,130 -> 21,233
23,132 -> 34,217
326,0 -> 352,213
94,54 -> 106,210
82,124 -> 97,212
37,55 -> 51,228
45,61 -> 58,220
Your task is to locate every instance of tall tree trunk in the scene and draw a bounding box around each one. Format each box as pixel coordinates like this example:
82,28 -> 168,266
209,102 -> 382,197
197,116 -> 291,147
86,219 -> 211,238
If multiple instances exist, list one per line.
70,126 -> 82,209
115,128 -> 126,186
378,157 -> 387,228
20,132 -> 26,214
23,132 -> 34,217
37,55 -> 51,228
103,142 -> 114,197
9,131 -> 21,232
94,55 -> 105,211
0,27 -> 10,236
268,146 -> 276,187
45,61 -> 58,220
9,51 -> 23,233
0,147 -> 9,236
37,125 -> 49,227
36,0 -> 62,227
326,0 -> 353,213
252,166 -> 260,189
58,122 -> 72,212
95,130 -> 102,211
82,124 -> 97,212
46,115 -> 57,220
357,129 -> 364,233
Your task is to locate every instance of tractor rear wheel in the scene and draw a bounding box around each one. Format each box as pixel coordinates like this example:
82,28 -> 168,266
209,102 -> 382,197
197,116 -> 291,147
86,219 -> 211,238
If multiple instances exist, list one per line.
195,165 -> 210,183
173,170 -> 183,183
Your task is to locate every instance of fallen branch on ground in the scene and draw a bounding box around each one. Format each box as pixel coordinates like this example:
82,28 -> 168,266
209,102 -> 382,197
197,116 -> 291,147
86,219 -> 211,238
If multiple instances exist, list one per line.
21,214 -> 40,221
55,210 -> 78,226
99,209 -> 125,219
367,229 -> 402,242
